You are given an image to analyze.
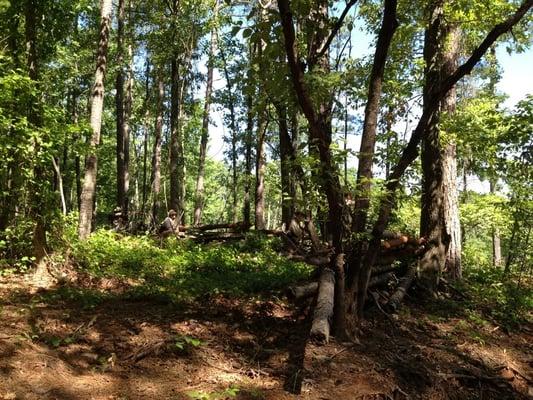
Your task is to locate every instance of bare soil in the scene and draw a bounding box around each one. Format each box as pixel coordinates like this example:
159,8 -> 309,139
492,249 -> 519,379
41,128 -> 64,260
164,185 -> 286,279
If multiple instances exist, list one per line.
0,275 -> 531,400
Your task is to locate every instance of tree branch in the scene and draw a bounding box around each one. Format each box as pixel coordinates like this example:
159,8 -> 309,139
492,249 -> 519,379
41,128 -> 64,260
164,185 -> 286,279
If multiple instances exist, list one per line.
277,0 -> 319,129
311,0 -> 358,67
441,0 -> 533,95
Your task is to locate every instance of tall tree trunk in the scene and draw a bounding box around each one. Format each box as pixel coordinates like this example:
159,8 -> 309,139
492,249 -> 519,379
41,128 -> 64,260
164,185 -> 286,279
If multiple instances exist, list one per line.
351,0 -> 399,238
419,0 -> 448,295
490,180 -> 502,267
243,84 -> 254,229
194,10 -> 218,225
347,0 -> 398,324
25,0 -> 48,264
141,59 -> 151,219
78,0 -> 113,239
151,72 -> 164,226
255,111 -> 267,230
442,24 -> 462,280
276,104 -> 296,229
170,59 -> 180,216
115,0 -> 127,215
219,43 -> 239,223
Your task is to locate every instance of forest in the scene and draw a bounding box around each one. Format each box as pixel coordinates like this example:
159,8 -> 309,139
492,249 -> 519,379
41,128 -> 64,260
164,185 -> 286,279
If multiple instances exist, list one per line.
0,0 -> 532,399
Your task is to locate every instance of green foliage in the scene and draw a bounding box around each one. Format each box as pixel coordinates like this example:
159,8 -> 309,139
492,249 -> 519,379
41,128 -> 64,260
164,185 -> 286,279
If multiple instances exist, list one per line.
71,229 -> 313,303
462,266 -> 532,329
186,385 -> 240,400
174,334 -> 203,353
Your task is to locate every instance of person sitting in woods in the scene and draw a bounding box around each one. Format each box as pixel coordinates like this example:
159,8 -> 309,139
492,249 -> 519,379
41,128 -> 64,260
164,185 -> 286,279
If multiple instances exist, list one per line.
158,209 -> 180,244
111,206 -> 127,232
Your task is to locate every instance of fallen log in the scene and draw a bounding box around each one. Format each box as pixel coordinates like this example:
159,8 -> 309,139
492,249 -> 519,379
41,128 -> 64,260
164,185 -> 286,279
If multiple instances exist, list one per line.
287,282 -> 319,301
191,222 -> 247,232
310,267 -> 335,343
381,235 -> 408,250
385,262 -> 417,312
288,269 -> 396,303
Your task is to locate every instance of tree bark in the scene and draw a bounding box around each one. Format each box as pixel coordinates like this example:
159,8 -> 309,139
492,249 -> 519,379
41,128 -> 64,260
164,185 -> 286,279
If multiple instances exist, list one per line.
115,0 -> 127,215
194,10 -> 217,225
276,104 -> 296,229
151,70 -> 164,226
243,58 -> 254,229
489,180 -> 502,267
25,0 -> 48,265
255,111 -> 267,230
418,0 -> 449,296
310,267 -> 335,343
442,24 -> 462,280
347,0 -> 399,325
78,0 -> 112,239
170,58 -> 180,216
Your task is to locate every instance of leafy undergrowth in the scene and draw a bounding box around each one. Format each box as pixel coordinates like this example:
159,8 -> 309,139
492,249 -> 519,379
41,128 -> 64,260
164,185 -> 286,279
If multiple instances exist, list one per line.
66,230 -> 313,304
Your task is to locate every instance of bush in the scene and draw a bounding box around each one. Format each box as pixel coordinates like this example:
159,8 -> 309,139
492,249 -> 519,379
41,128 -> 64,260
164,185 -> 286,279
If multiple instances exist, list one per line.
70,230 -> 313,303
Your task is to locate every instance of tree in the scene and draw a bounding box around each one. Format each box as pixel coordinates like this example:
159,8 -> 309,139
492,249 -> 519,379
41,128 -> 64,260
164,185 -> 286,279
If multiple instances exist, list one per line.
78,0 -> 113,239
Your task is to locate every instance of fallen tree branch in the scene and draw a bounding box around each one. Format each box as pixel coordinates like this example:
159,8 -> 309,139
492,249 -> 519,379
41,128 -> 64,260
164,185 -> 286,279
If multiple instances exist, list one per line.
310,267 -> 335,343
385,262 -> 417,312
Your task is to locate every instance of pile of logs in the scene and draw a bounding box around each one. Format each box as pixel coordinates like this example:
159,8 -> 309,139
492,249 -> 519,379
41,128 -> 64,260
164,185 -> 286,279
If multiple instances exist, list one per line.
178,222 -> 287,243
287,230 -> 427,340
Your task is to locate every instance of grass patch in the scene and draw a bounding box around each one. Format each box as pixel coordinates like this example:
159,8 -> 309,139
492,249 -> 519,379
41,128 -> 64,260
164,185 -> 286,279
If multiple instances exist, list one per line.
69,229 -> 313,304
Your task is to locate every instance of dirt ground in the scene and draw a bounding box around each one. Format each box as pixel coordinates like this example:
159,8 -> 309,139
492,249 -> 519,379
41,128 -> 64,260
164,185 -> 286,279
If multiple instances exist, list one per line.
0,275 -> 531,400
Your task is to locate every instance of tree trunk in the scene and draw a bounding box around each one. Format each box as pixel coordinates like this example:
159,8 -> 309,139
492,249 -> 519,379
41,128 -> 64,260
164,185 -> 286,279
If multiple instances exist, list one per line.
78,0 -> 112,239
194,12 -> 218,225
255,111 -> 267,230
151,70 -> 164,226
25,0 -> 48,265
442,24 -> 462,280
276,104 -> 296,229
141,60 -> 151,219
115,0 -> 127,215
351,0 -> 399,238
489,180 -> 502,266
418,0 -> 449,296
243,70 -> 254,229
346,0 -> 398,326
170,30 -> 194,225
218,42 -> 239,224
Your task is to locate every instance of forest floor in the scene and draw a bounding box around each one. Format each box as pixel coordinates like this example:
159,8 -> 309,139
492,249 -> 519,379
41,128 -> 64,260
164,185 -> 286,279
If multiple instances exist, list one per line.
0,273 -> 531,400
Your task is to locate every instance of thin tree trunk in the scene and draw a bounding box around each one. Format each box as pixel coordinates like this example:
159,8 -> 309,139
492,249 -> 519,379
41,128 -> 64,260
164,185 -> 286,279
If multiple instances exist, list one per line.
141,59 -> 151,219
115,0 -> 127,214
351,0 -> 399,237
243,78 -> 254,229
489,180 -> 502,267
51,157 -> 67,215
170,59 -> 180,216
277,104 -> 295,229
255,111 -> 267,230
78,0 -> 113,239
151,70 -> 164,226
194,8 -> 218,225
218,42 -> 239,224
347,0 -> 399,325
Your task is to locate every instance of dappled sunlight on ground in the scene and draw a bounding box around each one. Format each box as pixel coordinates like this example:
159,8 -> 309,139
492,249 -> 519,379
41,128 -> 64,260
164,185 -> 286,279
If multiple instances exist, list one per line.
0,274 -> 531,399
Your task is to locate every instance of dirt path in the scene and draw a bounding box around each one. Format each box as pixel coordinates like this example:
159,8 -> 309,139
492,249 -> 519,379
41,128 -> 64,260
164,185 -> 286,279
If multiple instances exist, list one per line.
0,276 -> 531,400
